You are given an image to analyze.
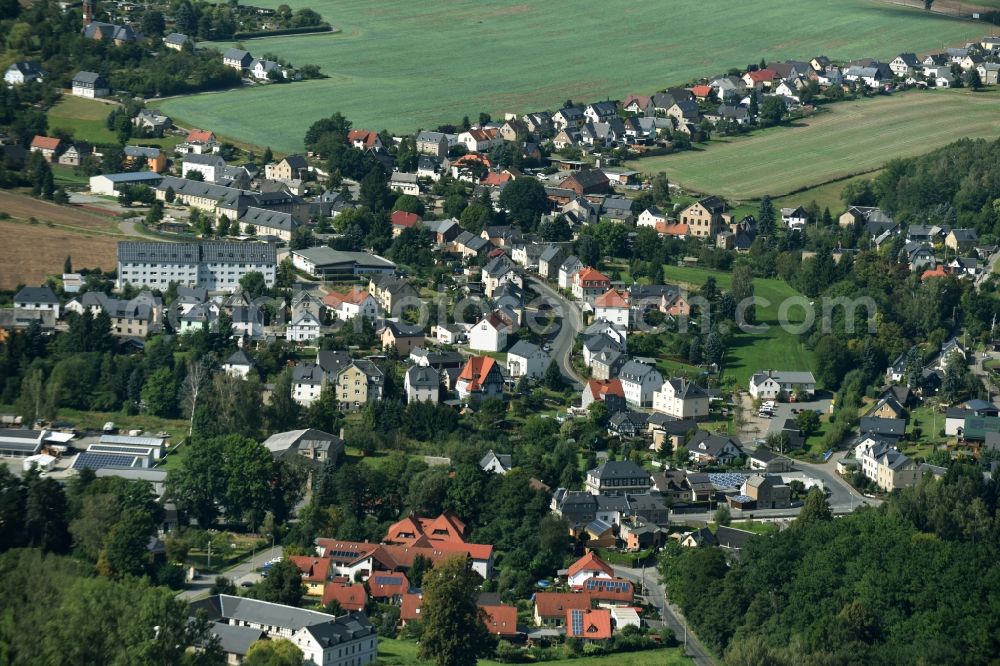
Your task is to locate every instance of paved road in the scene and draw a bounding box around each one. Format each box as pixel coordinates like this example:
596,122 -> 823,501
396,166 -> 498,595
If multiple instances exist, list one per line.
176,544 -> 283,601
612,564 -> 716,666
527,277 -> 584,390
976,249 -> 1000,288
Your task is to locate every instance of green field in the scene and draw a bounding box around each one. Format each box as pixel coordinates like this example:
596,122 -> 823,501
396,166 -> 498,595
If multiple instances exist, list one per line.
661,265 -> 816,387
630,88 -> 1000,200
376,638 -> 691,666
154,0 -> 986,152
47,96 -> 182,150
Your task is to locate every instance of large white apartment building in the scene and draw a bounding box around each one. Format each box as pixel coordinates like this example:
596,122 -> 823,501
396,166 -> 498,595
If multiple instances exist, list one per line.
116,241 -> 277,291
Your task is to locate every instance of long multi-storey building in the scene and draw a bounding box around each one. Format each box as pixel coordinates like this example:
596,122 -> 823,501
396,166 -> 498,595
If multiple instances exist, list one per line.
116,241 -> 277,291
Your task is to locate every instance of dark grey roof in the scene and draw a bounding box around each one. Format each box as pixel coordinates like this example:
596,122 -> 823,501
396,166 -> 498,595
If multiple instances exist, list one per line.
618,360 -> 660,382
208,622 -> 262,656
589,459 -> 650,481
222,48 -> 251,62
292,363 -> 324,384
384,320 -> 424,338
241,207 -> 300,233
164,32 -> 188,45
201,241 -> 277,264
480,450 -> 513,470
317,350 -> 352,375
304,612 -> 375,647
118,241 -> 200,264
225,350 -> 254,367
14,286 -> 58,304
72,70 -> 107,85
858,417 -> 906,437
406,364 -> 440,389
508,340 -> 543,358
716,525 -> 756,550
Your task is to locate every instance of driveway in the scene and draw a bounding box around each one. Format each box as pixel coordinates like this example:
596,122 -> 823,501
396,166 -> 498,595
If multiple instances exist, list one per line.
612,564 -> 716,665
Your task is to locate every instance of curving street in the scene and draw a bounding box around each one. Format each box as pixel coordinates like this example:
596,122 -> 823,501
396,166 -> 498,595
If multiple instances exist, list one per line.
527,277 -> 585,390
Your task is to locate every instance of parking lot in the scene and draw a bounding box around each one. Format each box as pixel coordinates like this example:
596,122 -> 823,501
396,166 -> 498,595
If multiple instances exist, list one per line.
742,394 -> 833,441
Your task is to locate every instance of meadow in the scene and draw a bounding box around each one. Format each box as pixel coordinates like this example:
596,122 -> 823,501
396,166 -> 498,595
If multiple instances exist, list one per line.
155,0 -> 986,152
660,265 -> 817,387
47,96 -> 183,150
629,88 -> 1000,200
376,638 -> 691,666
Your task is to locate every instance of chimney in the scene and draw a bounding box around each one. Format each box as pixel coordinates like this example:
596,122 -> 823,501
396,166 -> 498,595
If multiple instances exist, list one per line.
82,0 -> 94,25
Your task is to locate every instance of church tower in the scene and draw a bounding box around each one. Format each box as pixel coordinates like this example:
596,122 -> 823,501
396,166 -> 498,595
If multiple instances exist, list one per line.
82,0 -> 94,26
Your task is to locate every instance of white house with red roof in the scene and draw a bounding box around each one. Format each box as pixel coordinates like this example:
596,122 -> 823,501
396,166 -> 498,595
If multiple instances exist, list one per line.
566,551 -> 614,588
468,312 -> 509,352
30,135 -> 62,162
572,267 -> 611,305
348,130 -> 383,151
323,288 -> 380,321
593,288 -> 630,328
456,356 -> 504,401
390,210 -> 421,237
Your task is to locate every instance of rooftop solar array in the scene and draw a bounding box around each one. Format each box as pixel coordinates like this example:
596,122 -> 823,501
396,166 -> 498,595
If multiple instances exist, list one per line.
71,452 -> 143,470
100,434 -> 165,448
584,578 -> 630,593
88,443 -> 155,456
327,549 -> 363,560
708,472 -> 749,489
374,576 -> 401,586
570,609 -> 584,636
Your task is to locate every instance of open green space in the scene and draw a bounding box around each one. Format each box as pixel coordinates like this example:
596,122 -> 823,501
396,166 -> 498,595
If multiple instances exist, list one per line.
630,88 -> 1000,200
47,96 -> 183,150
661,265 -> 816,386
376,638 -> 690,666
155,0 -> 984,152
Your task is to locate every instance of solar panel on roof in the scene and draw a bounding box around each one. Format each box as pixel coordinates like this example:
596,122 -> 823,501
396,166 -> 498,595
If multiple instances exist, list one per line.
88,443 -> 154,456
72,452 -> 142,470
374,576 -> 400,586
571,609 -> 584,636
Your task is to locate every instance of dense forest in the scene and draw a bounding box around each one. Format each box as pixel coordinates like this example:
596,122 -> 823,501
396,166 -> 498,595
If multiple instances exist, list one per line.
661,466 -> 1000,665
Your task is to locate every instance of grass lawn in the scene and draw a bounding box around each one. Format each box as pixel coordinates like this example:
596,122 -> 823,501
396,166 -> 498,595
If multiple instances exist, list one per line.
376,638 -> 690,666
729,520 -> 780,536
907,405 -> 949,444
155,0 -> 984,152
47,96 -> 183,150
661,265 -> 816,387
629,88 -> 1000,200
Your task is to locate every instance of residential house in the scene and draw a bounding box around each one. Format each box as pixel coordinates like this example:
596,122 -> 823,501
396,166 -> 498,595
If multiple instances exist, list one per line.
286,311 -> 321,343
348,130 -> 384,152
14,286 -> 60,319
533,593 -> 592,627
618,360 -> 663,408
748,370 -> 816,400
553,106 -> 586,131
404,364 -> 440,403
584,101 -> 618,124
389,172 -> 420,196
4,61 -> 42,85
652,378 -> 709,419
566,608 -> 613,642
287,556 -> 332,596
566,551 -> 613,587
506,340 -> 550,380
71,71 -> 109,98
123,146 -> 166,172
336,360 -> 384,411
266,154 -> 310,181
889,53 -> 921,77
572,267 -> 611,305
945,228 -> 978,253
324,288 -> 380,322
747,448 -> 794,473
978,62 -> 1000,85
189,596 -> 376,666
558,256 -> 584,290
30,136 -> 61,162
482,255 -> 520,297
480,450 -> 513,474
261,430 -> 345,467
855,439 -> 920,491
538,245 -> 566,279
415,131 -> 448,157
843,62 -> 892,88
637,206 -> 668,228
608,410 -> 649,438
457,127 -> 501,153
163,32 -> 189,50
367,276 -> 420,316
740,474 -> 791,509
679,196 -> 729,239
389,210 -> 421,237
133,109 -> 172,136
222,48 -> 253,70
687,431 -> 744,465
468,313 -> 509,352
581,378 -> 627,414
380,320 -> 425,355
322,582 -> 368,613
456,356 -> 504,401
593,289 -> 630,328
182,153 -> 226,183
222,350 -> 256,379
54,143 -> 90,167
585,460 -> 651,496
781,206 -> 808,231
587,345 -> 625,382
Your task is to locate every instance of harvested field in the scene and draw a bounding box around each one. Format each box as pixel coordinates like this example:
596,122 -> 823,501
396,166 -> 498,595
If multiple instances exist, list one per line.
0,219 -> 117,289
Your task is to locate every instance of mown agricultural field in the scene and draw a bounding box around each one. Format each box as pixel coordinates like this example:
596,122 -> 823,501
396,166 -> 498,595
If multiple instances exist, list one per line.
629,88 -> 1000,200
47,96 -> 183,150
156,0 -> 986,152
661,265 -> 817,387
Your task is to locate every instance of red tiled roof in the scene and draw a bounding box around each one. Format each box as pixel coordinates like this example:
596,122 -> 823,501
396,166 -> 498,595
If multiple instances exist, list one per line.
453,153 -> 491,168
580,576 -> 635,603
31,135 -> 61,151
594,288 -> 629,309
348,130 -> 380,148
322,582 -> 367,611
186,129 -> 214,143
690,85 -> 713,98
534,592 -> 592,619
287,555 -> 331,583
623,94 -> 651,108
487,247 -> 506,258
481,171 -> 513,187
385,511 -> 468,547
458,356 -> 500,393
390,210 -> 421,228
401,592 -> 423,622
746,69 -> 777,83
567,551 -> 614,579
480,604 -> 519,638
316,539 -> 380,565
586,379 -> 625,400
655,221 -> 689,237
575,267 -> 610,284
921,266 -> 949,281
566,608 -> 612,640
368,572 -> 410,599
323,287 -> 371,308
